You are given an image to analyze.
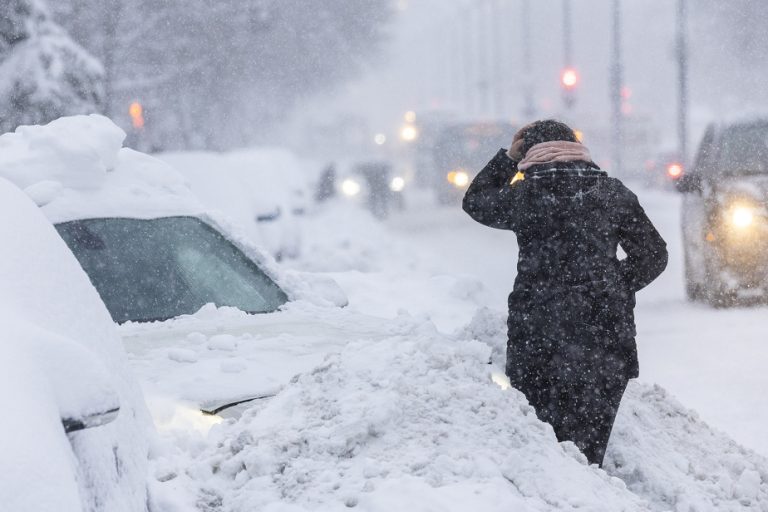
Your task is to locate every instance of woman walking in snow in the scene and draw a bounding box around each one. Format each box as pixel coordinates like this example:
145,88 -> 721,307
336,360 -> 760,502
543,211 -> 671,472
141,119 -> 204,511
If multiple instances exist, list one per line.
463,120 -> 667,466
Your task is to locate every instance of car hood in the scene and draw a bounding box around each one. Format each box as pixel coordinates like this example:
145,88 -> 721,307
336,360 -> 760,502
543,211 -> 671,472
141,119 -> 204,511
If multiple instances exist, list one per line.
119,302 -> 405,417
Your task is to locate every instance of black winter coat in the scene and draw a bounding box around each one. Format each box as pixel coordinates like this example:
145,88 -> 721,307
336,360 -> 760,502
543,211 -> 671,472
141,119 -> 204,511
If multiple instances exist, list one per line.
463,149 -> 668,380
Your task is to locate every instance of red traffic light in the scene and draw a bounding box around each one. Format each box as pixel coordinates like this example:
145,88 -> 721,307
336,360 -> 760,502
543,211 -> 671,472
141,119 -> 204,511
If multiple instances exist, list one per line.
666,163 -> 684,179
561,68 -> 579,90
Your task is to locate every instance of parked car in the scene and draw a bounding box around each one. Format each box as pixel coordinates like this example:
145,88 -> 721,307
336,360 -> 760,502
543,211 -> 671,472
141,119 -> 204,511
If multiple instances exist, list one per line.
678,119 -> 768,305
0,116 -> 357,433
0,177 -> 151,512
158,149 -> 310,260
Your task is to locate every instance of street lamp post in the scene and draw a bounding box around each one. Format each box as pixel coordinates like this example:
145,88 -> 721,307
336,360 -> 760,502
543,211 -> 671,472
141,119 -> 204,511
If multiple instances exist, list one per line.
677,0 -> 689,165
610,0 -> 624,176
562,0 -> 575,110
521,0 -> 536,119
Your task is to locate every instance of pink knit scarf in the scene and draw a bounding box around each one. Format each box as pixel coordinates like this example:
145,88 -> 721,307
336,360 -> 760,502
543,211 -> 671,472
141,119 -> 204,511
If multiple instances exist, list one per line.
517,141 -> 593,171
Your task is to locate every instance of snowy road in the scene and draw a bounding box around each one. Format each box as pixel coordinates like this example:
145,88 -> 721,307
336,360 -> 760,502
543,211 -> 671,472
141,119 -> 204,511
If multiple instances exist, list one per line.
305,185 -> 768,457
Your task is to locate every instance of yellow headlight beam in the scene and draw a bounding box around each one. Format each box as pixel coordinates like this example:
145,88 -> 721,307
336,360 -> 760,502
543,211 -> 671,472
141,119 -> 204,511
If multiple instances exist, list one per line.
731,206 -> 754,229
453,172 -> 469,187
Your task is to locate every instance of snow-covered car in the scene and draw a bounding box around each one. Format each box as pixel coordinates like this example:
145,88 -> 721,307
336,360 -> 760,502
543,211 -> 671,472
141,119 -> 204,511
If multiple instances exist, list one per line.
157,149 -> 310,260
0,115 -> 350,428
679,119 -> 768,305
0,177 -> 151,512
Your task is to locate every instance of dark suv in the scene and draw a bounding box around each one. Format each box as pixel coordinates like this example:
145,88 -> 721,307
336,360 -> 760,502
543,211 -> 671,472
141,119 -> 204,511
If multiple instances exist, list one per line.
678,120 -> 768,306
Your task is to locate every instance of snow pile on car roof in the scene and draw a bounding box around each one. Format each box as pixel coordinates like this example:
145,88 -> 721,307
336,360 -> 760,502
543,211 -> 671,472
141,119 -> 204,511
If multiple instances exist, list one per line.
0,114 -> 204,222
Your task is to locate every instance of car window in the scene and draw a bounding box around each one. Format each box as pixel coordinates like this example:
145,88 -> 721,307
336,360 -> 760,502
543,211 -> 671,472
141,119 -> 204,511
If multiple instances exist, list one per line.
717,124 -> 768,175
693,125 -> 717,175
55,217 -> 288,323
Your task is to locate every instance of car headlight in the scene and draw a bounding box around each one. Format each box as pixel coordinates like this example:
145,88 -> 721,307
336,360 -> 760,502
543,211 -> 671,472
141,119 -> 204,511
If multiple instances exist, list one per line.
389,176 -> 405,192
446,170 -> 470,188
341,179 -> 361,197
731,205 -> 754,228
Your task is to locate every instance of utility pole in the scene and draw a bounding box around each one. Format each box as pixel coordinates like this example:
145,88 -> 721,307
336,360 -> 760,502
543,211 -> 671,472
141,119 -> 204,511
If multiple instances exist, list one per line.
610,0 -> 624,176
677,0 -> 689,165
521,0 -> 535,119
490,0 -> 504,117
462,5 -> 474,117
476,0 -> 491,117
562,0 -> 572,70
561,0 -> 575,110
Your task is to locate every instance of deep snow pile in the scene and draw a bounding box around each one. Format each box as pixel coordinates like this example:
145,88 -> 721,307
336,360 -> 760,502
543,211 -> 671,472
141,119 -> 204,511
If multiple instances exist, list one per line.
152,322 -> 649,512
461,309 -> 768,511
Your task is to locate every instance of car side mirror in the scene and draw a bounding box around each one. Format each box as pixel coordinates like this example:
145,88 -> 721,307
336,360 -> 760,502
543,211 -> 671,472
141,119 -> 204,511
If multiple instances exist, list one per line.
33,336 -> 122,434
284,270 -> 349,308
62,406 -> 120,433
675,172 -> 701,194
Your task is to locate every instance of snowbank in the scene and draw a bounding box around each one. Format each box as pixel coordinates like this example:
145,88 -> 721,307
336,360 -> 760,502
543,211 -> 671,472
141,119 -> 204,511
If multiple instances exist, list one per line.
151,322 -> 649,511
0,114 -> 204,222
461,308 -> 768,511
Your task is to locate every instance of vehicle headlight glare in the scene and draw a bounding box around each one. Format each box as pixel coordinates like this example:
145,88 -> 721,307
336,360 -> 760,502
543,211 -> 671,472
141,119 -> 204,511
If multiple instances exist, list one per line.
731,206 -> 754,228
453,171 -> 470,188
390,176 -> 405,192
341,179 -> 361,197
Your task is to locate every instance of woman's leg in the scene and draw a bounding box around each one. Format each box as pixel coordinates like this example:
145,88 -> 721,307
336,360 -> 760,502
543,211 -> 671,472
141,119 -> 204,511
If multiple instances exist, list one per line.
554,376 -> 628,466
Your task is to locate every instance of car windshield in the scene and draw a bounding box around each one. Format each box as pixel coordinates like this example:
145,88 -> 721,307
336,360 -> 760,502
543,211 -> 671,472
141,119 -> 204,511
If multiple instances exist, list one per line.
56,216 -> 289,323
718,124 -> 768,175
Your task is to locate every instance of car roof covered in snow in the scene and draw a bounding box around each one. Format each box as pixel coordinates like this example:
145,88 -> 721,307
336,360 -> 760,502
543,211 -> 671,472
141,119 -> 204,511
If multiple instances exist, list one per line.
0,114 -> 206,223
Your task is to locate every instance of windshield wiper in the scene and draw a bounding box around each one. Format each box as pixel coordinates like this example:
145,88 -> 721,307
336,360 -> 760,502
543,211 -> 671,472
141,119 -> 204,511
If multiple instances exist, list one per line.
201,394 -> 275,416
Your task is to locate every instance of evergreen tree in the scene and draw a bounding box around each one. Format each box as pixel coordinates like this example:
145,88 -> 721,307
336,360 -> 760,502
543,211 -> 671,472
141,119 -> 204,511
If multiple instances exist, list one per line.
0,0 -> 104,134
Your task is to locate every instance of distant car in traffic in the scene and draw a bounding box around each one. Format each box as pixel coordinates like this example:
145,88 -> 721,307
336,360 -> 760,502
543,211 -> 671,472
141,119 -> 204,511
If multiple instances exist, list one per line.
429,121 -> 516,204
643,151 -> 685,189
678,119 -> 768,306
335,159 -> 406,219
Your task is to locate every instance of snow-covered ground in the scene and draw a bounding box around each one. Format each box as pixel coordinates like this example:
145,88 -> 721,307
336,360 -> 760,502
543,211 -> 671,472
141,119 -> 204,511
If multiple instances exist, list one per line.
149,184 -> 768,511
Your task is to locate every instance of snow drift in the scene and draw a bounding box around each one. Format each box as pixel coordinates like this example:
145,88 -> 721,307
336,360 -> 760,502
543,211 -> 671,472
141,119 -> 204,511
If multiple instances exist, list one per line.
150,309 -> 768,511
